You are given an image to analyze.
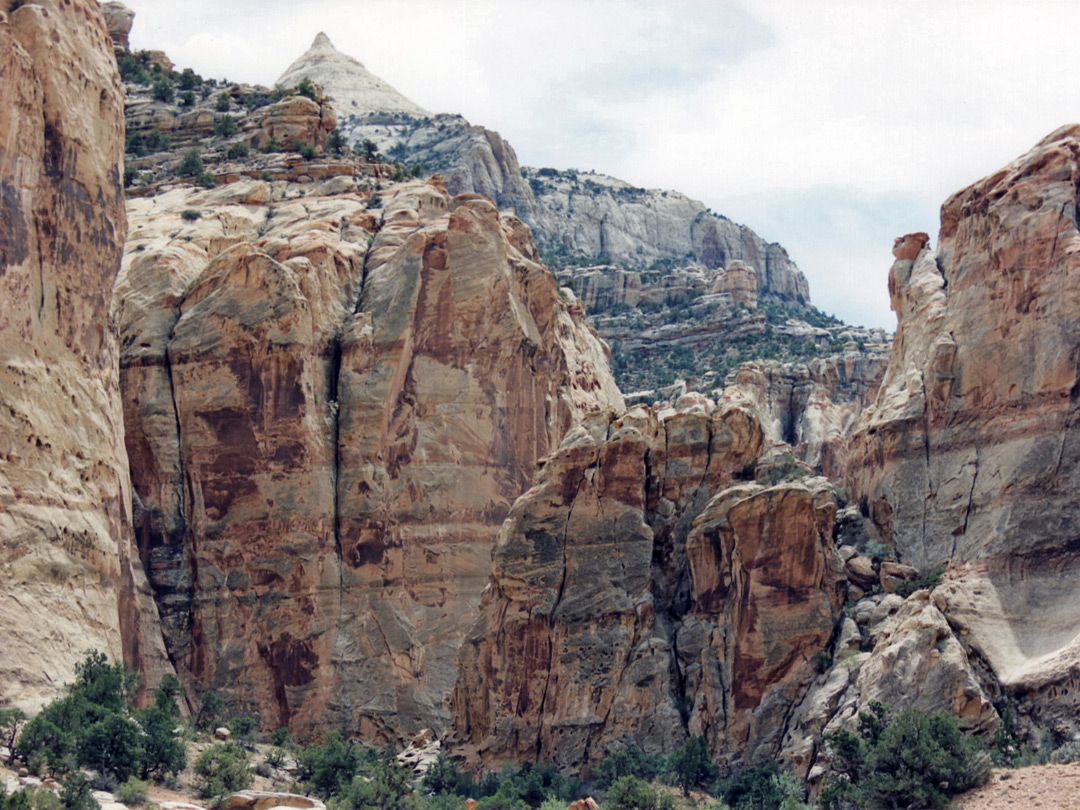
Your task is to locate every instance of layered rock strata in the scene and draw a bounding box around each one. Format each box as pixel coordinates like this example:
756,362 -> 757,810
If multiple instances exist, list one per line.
725,353 -> 887,476
116,176 -> 621,737
452,402 -> 846,772
0,0 -> 169,710
848,126 -> 1080,741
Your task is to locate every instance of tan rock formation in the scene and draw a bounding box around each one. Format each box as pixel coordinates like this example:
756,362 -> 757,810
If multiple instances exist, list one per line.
101,1 -> 133,51
711,260 -> 759,308
724,352 -> 887,476
116,177 -> 621,737
0,0 -> 169,710
276,33 -> 428,116
452,400 -> 845,771
257,95 -> 336,151
848,126 -> 1080,739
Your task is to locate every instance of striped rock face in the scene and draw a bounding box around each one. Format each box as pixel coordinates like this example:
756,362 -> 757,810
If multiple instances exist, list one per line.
0,0 -> 170,711
847,126 -> 1080,738
116,176 -> 622,739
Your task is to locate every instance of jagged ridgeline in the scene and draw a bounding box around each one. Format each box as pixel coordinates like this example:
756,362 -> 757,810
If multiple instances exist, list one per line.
275,33 -> 889,402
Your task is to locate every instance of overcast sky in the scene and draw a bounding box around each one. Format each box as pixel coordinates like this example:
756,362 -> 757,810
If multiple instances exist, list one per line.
128,1 -> 1080,329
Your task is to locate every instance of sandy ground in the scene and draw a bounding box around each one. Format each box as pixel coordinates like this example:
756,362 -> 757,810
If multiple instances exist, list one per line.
954,763 -> 1080,810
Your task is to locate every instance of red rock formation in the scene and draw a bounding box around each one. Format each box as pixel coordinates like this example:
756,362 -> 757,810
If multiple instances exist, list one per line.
116,178 -> 622,738
452,400 -> 845,771
0,0 -> 169,710
848,126 -> 1080,739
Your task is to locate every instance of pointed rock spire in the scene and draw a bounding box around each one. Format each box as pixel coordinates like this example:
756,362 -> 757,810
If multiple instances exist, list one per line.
276,31 -> 427,116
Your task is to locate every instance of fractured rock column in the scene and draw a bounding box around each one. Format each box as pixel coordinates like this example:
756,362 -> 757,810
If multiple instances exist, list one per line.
0,0 -> 169,710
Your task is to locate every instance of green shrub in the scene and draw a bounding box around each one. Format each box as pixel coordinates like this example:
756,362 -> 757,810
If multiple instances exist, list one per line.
422,751 -> 475,797
180,90 -> 195,107
227,142 -> 250,159
195,171 -> 217,189
269,726 -> 292,748
265,747 -> 287,769
115,779 -> 149,807
181,209 -> 201,222
0,708 -> 26,766
178,68 -> 202,91
262,138 -> 282,154
145,129 -> 170,152
151,78 -> 174,104
125,131 -> 146,157
194,743 -> 252,802
329,758 -> 417,810
667,735 -> 716,796
177,149 -> 203,178
604,776 -> 673,810
296,730 -> 361,798
216,92 -> 231,112
717,763 -> 803,810
195,690 -> 224,731
821,702 -> 990,809
328,129 -> 347,154
79,713 -> 144,782
213,115 -> 236,137
595,746 -> 665,789
295,79 -> 317,100
228,715 -> 258,744
117,54 -> 149,85
893,568 -> 944,598
59,772 -> 98,810
299,143 -> 317,160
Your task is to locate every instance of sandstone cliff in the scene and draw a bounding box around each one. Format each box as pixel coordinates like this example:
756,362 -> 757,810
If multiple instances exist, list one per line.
848,127 -> 1080,743
525,168 -> 809,300
0,0 -> 169,710
116,174 -> 622,738
452,402 -> 846,772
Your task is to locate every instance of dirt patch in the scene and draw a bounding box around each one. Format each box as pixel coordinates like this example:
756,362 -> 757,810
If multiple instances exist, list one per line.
954,763 -> 1080,810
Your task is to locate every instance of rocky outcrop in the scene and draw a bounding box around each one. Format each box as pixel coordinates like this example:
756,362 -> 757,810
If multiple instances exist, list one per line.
848,127 -> 1080,741
451,402 -> 846,772
116,176 -> 621,738
0,0 -> 169,710
101,1 -> 133,51
277,33 -> 428,116
724,352 -> 887,476
524,168 -> 809,301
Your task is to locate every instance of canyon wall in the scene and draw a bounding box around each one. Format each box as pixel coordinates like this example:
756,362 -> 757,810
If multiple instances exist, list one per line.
452,402 -> 846,772
116,176 -> 622,737
848,127 -> 1080,740
0,0 -> 169,710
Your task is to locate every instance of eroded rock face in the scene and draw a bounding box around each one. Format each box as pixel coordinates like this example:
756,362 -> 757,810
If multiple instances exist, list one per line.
725,353 -> 887,476
0,0 -> 169,710
452,401 -> 845,772
116,177 -> 621,738
525,169 -> 809,300
847,127 -> 1080,741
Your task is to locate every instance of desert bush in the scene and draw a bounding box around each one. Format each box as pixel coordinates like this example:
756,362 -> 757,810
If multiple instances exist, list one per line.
213,115 -> 236,137
296,730 -> 362,798
115,779 -> 149,807
820,702 -> 990,809
194,743 -> 252,802
177,149 -> 203,178
227,142 -> 250,159
216,92 -> 231,112
604,777 -> 673,810
151,78 -> 174,104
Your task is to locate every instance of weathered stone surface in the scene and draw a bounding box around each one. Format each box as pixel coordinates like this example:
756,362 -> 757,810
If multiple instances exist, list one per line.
847,127 -> 1080,736
116,176 -> 621,738
101,1 -> 133,51
524,169 -> 810,300
277,33 -> 428,117
452,399 -> 845,772
0,0 -> 169,711
724,352 -> 887,476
